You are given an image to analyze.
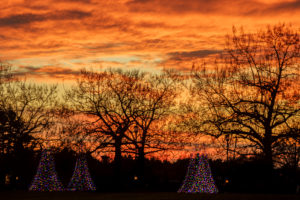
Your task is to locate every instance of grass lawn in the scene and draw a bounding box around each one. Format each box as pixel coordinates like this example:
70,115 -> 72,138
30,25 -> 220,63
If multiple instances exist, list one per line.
0,192 -> 299,200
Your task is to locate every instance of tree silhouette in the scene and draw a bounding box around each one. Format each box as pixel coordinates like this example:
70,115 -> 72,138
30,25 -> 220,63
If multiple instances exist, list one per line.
124,72 -> 178,183
65,68 -> 181,187
65,69 -> 143,187
0,81 -> 58,146
188,24 -> 299,171
0,64 -> 58,187
0,109 -> 35,155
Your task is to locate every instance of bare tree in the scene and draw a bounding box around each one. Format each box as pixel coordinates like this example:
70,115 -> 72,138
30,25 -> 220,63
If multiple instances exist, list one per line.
189,24 -> 300,171
0,66 -> 58,185
0,81 -> 58,153
65,68 -> 183,185
65,69 -> 142,185
0,62 -> 58,154
124,72 -> 178,182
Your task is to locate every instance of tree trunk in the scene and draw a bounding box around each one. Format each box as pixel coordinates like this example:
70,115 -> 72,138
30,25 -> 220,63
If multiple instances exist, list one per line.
137,148 -> 145,185
264,143 -> 273,170
263,131 -> 274,192
263,126 -> 274,169
114,136 -> 122,189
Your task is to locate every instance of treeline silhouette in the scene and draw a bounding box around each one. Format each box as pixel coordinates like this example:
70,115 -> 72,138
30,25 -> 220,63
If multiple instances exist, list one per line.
0,147 -> 298,193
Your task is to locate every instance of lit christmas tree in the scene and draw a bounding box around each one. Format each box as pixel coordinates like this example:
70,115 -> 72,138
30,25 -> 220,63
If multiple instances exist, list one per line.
67,154 -> 96,191
29,150 -> 64,191
178,154 -> 218,193
177,155 -> 196,193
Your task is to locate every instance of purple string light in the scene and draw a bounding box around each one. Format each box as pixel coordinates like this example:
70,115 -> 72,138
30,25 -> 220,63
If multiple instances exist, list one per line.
29,150 -> 64,191
67,155 -> 96,191
178,154 -> 218,193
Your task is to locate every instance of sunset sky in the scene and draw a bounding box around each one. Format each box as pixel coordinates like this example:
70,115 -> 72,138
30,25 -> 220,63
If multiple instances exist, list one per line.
1,0 -> 300,83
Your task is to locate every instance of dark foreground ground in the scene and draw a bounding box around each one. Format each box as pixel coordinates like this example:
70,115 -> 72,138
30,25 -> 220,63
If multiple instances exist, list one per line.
0,192 -> 299,200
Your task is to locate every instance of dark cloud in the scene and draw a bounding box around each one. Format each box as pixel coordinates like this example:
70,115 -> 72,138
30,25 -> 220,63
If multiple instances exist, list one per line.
16,65 -> 80,78
127,0 -> 300,16
51,10 -> 91,20
0,13 -> 42,26
127,0 -> 255,14
57,0 -> 92,2
168,49 -> 221,61
22,0 -> 93,10
0,34 -> 8,40
268,0 -> 300,13
0,10 -> 91,27
18,66 -> 37,72
84,43 -> 125,50
136,21 -> 177,29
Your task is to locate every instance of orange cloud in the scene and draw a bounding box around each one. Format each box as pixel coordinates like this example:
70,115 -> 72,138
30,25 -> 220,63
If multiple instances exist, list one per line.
0,0 -> 299,83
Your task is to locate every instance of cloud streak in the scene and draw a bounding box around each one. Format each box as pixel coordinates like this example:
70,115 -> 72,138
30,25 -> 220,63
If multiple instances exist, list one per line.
168,50 -> 222,61
16,65 -> 81,80
0,10 -> 91,27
